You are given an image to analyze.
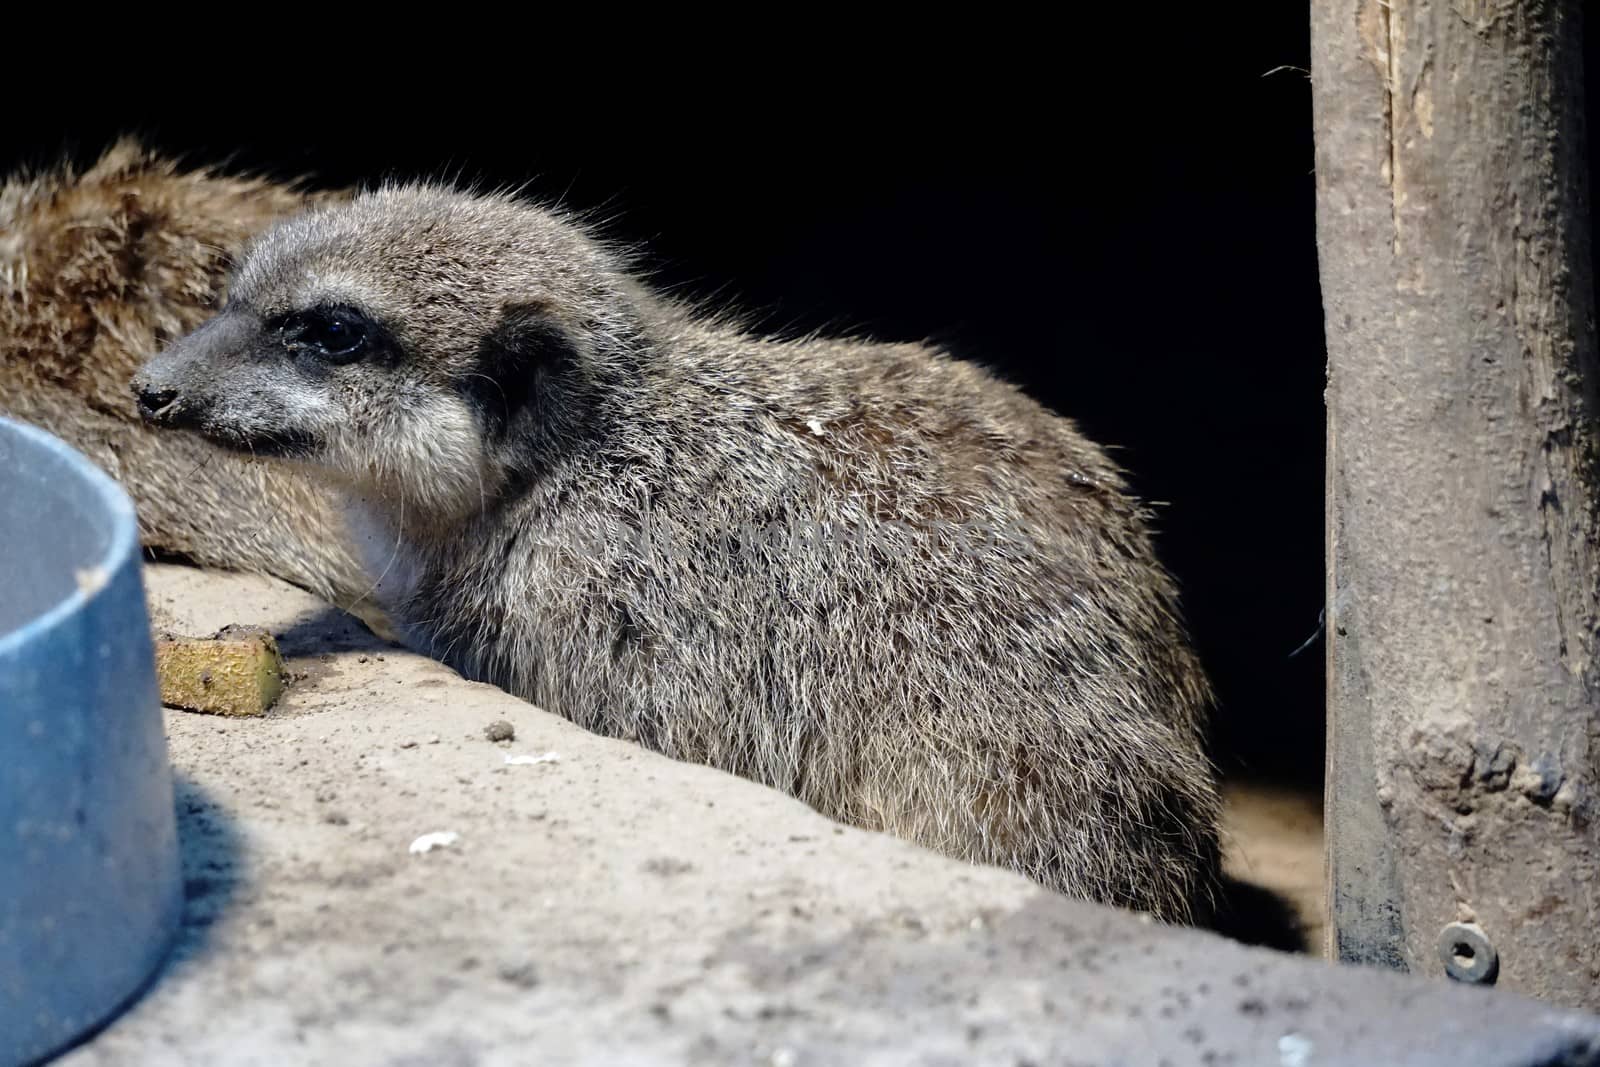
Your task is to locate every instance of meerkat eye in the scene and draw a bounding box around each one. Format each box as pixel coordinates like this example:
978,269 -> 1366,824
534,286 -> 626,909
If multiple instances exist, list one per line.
281,306 -> 371,364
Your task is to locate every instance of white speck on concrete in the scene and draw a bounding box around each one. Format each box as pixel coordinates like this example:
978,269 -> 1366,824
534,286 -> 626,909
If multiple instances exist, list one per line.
1279,1033 -> 1314,1066
408,831 -> 460,855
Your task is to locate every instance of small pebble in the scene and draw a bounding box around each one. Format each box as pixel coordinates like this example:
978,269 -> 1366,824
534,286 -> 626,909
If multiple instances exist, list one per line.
498,961 -> 540,989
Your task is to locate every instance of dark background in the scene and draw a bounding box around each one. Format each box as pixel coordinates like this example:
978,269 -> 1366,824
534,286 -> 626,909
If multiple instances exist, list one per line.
9,17 -> 1334,782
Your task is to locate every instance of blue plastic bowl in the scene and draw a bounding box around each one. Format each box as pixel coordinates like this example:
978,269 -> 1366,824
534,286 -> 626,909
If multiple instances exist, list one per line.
0,417 -> 181,1066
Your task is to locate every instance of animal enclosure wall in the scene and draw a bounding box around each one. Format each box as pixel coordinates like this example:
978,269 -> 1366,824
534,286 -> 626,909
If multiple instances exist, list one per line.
1315,0 -> 1600,1009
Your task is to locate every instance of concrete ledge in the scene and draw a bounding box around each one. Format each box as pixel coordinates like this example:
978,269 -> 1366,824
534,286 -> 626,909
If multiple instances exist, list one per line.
57,565 -> 1600,1066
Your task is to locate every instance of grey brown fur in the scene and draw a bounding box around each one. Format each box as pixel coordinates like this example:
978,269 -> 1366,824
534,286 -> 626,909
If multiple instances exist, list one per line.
0,144 -> 385,630
133,181 -> 1223,921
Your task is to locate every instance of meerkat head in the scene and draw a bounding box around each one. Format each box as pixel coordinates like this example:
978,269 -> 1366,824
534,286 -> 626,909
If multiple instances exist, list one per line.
134,185 -> 638,519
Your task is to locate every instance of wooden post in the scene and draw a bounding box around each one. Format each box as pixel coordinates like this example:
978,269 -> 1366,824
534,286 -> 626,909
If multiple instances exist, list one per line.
1315,0 -> 1600,1008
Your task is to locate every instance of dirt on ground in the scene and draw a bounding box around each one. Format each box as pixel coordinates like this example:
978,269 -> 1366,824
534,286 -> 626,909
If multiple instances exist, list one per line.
1221,779 -> 1325,954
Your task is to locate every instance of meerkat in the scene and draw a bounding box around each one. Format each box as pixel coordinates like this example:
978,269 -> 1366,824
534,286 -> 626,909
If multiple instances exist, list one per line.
0,143 -> 388,632
130,183 -> 1223,921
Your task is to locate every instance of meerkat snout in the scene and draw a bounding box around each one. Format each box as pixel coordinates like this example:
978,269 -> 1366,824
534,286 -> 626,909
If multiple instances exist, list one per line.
139,181 -> 1225,923
133,382 -> 179,421
132,309 -> 325,451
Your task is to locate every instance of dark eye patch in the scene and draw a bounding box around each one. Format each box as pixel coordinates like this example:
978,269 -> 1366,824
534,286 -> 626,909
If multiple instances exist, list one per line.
277,305 -> 373,364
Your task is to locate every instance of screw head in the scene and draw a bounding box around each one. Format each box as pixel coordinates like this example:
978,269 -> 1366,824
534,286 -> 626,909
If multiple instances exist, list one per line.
1437,921 -> 1498,985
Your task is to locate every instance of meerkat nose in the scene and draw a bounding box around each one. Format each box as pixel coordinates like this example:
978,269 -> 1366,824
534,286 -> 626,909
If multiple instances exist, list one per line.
134,382 -> 181,421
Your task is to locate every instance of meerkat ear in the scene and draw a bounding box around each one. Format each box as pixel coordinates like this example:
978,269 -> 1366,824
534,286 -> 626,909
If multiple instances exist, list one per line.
468,301 -> 580,437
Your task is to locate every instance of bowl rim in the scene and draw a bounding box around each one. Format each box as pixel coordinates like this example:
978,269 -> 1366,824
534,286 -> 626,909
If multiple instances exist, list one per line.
0,416 -> 141,659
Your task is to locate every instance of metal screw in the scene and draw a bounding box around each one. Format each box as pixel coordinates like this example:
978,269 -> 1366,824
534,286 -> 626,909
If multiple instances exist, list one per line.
1437,921 -> 1498,985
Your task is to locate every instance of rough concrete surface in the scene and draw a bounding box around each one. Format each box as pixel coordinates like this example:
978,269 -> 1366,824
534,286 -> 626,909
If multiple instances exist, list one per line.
51,565 -> 1600,1066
